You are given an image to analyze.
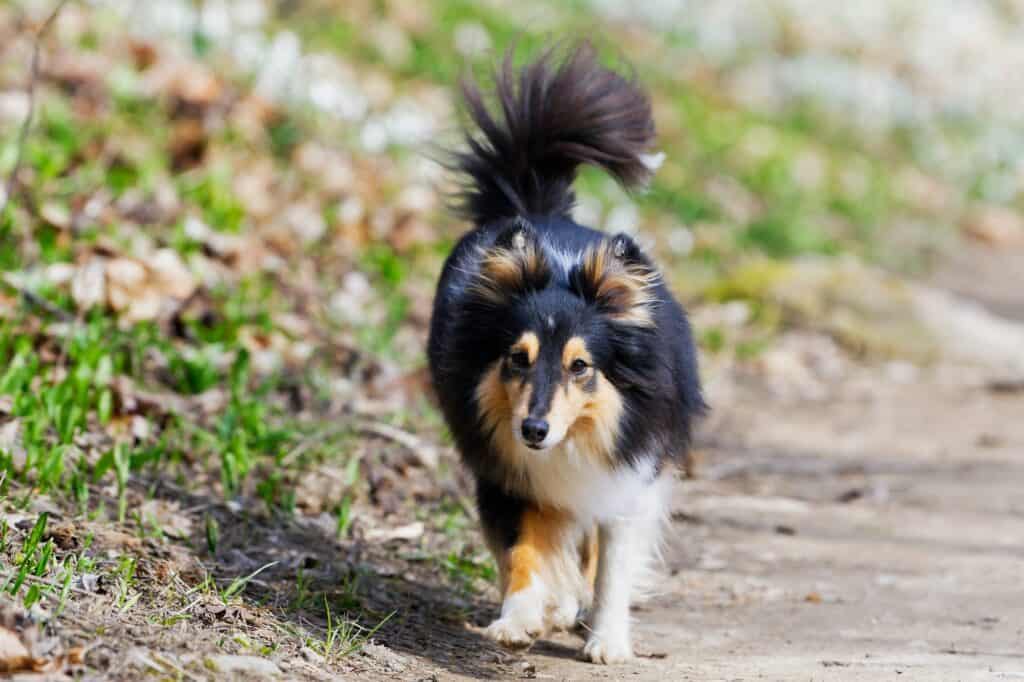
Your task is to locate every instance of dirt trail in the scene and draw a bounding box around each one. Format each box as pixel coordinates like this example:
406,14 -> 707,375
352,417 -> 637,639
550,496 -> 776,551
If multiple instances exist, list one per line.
381,246 -> 1024,682
487,369 -> 1023,682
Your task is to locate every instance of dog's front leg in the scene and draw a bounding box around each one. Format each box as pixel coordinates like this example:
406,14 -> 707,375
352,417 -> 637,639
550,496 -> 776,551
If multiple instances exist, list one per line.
483,505 -> 567,648
583,517 -> 638,663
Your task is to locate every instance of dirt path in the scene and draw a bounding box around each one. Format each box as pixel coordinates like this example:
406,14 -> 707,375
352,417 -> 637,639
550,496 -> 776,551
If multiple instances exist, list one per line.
376,246 -> 1024,682
456,364 -> 1017,682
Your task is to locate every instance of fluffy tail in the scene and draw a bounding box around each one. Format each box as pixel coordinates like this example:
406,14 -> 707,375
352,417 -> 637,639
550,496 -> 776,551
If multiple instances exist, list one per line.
453,42 -> 656,224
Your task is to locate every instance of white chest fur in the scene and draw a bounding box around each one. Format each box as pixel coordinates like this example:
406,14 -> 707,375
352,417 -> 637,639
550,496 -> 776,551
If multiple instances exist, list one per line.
506,440 -> 668,524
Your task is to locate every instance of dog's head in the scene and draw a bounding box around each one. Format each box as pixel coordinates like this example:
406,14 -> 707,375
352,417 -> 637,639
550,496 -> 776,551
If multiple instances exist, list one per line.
471,219 -> 660,460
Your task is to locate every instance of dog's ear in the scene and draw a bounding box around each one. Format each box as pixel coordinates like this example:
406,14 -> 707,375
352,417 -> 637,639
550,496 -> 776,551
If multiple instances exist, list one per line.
571,233 -> 659,326
470,217 -> 552,304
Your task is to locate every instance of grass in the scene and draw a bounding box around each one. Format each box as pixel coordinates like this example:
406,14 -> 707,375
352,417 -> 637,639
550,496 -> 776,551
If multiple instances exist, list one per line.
307,598 -> 396,663
219,561 -> 278,604
0,285 -> 368,662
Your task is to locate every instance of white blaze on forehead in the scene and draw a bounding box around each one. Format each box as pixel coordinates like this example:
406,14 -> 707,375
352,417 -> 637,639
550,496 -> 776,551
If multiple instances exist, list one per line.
548,247 -> 577,274
512,230 -> 527,250
547,315 -> 555,330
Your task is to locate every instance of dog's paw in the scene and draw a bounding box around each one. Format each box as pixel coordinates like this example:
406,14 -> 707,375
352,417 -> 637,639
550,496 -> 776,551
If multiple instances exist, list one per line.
549,596 -> 581,631
583,632 -> 634,664
483,615 -> 543,649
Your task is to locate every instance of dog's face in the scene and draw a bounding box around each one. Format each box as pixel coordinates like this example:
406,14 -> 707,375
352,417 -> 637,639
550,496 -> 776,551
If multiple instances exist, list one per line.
472,221 -> 658,461
503,328 -> 596,450
489,317 -> 615,453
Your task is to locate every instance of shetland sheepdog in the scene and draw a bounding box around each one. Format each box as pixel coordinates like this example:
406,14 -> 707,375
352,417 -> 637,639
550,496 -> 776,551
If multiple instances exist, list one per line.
427,43 -> 705,664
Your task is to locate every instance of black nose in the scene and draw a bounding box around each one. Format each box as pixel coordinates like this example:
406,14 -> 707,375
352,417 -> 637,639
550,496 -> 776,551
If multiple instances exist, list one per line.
521,418 -> 549,445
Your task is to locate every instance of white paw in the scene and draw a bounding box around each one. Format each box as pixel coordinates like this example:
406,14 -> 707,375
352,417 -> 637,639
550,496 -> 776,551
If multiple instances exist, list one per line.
583,631 -> 634,664
483,614 -> 543,649
550,596 -> 581,631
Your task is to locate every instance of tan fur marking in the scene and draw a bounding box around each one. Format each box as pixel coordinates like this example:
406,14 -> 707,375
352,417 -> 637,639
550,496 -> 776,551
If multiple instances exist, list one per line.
546,379 -> 588,443
475,362 -> 526,463
562,336 -> 592,368
530,336 -> 596,447
580,527 -> 599,593
477,360 -> 534,429
475,363 -> 508,436
578,241 -> 659,326
565,373 -> 623,466
506,506 -> 569,594
470,241 -> 550,304
513,331 -> 540,364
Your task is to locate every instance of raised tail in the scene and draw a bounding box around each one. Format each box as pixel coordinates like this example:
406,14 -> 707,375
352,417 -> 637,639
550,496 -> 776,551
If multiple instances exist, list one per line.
452,42 -> 657,224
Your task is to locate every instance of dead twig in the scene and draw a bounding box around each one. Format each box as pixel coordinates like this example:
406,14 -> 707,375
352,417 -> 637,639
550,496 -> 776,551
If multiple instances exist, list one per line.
279,415 -> 443,471
0,571 -> 93,597
277,423 -> 352,467
0,0 -> 71,216
149,652 -> 202,682
354,417 -> 478,522
0,273 -> 74,320
987,378 -> 1024,394
170,597 -> 203,617
355,418 -> 440,470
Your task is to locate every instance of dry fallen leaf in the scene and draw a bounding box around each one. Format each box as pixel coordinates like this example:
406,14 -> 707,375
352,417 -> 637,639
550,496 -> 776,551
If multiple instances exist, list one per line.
169,118 -> 207,171
76,573 -> 102,593
0,626 -> 34,674
111,375 -> 187,418
45,522 -> 79,550
364,521 -> 424,542
45,262 -> 76,286
70,258 -> 106,310
67,249 -> 198,323
105,256 -> 146,296
91,526 -> 142,551
0,419 -> 26,470
387,212 -> 433,252
148,249 -> 196,300
0,625 -> 82,674
232,161 -> 277,220
40,202 -> 71,230
168,63 -> 223,107
138,499 -> 194,539
128,39 -> 158,71
964,206 -> 1024,246
0,608 -> 82,676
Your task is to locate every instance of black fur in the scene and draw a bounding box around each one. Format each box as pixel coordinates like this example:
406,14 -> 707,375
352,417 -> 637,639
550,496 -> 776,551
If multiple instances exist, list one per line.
428,43 -> 706,523
451,42 -> 656,224
476,478 -> 527,552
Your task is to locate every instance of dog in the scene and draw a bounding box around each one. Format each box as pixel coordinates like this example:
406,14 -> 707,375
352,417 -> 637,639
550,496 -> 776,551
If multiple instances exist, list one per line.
427,43 -> 705,664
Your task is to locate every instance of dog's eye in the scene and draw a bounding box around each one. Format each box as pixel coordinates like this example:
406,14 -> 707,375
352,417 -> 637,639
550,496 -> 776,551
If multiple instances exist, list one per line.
570,358 -> 589,376
508,351 -> 530,370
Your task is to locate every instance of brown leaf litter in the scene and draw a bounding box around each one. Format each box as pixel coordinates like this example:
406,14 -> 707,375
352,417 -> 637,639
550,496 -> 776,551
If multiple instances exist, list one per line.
0,604 -> 83,675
